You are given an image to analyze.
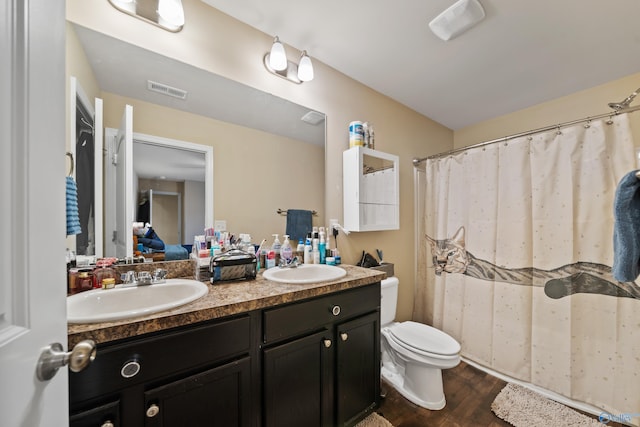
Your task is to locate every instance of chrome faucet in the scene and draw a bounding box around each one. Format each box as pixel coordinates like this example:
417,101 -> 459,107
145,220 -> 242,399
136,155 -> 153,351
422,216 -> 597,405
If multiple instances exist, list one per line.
279,256 -> 300,268
120,269 -> 168,287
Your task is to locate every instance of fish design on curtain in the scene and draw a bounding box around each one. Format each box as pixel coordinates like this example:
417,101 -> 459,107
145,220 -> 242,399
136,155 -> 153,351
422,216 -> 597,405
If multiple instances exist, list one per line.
426,226 -> 640,300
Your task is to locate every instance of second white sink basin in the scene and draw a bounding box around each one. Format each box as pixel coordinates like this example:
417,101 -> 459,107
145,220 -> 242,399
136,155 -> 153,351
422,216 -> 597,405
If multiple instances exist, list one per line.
67,279 -> 209,324
262,264 -> 347,284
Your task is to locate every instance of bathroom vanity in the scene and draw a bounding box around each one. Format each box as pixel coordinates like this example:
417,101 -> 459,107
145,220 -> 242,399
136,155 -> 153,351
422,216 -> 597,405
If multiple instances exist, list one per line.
67,264 -> 384,427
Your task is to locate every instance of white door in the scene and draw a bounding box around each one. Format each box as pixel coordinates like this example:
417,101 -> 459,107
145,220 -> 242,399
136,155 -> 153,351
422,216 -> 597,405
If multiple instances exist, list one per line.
115,105 -> 134,259
0,0 -> 69,425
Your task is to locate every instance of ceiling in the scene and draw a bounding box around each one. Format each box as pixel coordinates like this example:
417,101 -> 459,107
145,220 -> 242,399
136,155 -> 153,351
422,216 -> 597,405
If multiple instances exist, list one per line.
202,0 -> 640,130
73,24 -> 325,183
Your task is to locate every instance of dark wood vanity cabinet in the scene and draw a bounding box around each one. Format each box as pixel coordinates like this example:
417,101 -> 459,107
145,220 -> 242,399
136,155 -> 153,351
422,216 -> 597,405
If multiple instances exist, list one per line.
262,283 -> 381,427
69,282 -> 380,427
69,314 -> 255,427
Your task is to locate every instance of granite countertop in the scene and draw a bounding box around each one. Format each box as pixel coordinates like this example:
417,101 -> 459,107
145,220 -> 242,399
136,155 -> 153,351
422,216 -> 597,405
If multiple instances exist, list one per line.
68,264 -> 385,347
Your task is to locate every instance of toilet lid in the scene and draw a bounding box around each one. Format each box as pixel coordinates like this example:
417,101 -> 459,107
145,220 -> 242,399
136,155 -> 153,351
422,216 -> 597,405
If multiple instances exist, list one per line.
389,321 -> 460,356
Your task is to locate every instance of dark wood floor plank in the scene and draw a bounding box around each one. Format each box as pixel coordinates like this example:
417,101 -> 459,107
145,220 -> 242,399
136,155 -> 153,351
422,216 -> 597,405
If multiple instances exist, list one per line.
378,360 -> 617,427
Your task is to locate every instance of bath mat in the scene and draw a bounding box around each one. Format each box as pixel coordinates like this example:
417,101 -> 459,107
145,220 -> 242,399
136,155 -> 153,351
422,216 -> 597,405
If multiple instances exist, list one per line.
355,412 -> 394,427
491,383 -> 601,426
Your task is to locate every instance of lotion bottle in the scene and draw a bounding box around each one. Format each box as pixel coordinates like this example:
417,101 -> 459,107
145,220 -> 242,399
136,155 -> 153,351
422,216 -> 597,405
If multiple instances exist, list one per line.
281,235 -> 293,264
303,234 -> 312,264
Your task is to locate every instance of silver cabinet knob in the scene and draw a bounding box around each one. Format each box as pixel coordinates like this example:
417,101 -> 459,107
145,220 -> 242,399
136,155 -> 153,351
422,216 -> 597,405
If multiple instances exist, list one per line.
101,421 -> 114,427
331,305 -> 341,316
36,340 -> 96,381
146,403 -> 160,418
324,339 -> 332,348
340,332 -> 348,342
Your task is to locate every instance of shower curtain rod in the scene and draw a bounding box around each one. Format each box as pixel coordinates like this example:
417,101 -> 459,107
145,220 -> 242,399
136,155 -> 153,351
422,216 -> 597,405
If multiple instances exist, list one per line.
412,104 -> 640,165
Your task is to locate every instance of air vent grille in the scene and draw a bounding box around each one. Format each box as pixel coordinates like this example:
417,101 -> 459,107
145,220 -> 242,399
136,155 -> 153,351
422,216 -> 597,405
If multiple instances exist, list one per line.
301,110 -> 325,126
147,80 -> 188,100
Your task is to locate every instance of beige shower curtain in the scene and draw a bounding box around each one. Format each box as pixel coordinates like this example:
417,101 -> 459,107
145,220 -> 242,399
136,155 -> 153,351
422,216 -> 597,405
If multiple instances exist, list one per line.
414,115 -> 640,423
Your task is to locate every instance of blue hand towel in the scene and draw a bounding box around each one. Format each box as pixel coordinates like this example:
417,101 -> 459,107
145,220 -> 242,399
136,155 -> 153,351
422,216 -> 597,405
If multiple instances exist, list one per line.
612,170 -> 640,282
66,176 -> 82,236
285,209 -> 313,243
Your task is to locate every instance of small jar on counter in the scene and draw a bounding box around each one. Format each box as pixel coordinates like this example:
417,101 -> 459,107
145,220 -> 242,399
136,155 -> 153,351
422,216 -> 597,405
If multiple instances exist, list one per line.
94,258 -> 118,289
77,271 -> 94,293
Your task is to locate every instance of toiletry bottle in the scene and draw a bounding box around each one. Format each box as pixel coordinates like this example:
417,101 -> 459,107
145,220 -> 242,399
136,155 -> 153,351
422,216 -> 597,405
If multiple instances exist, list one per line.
319,227 -> 326,264
296,239 -> 304,258
303,234 -> 312,264
312,231 -> 320,264
271,234 -> 281,266
280,235 -> 293,264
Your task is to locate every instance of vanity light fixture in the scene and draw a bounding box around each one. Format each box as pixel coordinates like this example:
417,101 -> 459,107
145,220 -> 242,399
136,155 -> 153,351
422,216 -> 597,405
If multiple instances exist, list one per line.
297,51 -> 314,82
269,36 -> 288,71
263,36 -> 315,84
108,0 -> 185,32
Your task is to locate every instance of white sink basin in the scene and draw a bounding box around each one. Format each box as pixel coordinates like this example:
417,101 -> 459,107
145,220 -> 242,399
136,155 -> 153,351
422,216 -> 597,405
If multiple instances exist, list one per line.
262,264 -> 347,284
67,279 -> 209,324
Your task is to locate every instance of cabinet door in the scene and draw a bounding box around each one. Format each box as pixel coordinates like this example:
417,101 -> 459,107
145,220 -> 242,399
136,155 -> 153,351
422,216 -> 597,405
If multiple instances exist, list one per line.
70,400 -> 120,427
263,329 -> 334,427
144,357 -> 251,427
335,312 -> 380,427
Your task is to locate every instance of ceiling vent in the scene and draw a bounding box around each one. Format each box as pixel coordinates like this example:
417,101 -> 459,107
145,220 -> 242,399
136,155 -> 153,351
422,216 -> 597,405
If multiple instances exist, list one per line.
147,80 -> 188,100
301,110 -> 325,126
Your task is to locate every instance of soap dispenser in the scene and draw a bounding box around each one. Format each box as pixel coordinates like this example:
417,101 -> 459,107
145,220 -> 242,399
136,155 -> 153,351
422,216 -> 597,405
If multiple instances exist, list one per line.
280,235 -> 293,264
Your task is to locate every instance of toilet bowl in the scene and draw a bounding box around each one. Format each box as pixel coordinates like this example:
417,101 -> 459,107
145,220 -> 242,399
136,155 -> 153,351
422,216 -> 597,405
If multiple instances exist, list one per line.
380,277 -> 461,410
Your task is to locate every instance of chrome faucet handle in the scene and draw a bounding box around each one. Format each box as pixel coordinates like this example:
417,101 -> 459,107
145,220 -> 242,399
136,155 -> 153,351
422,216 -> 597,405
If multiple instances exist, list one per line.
279,256 -> 300,268
153,268 -> 167,281
137,271 -> 152,285
121,271 -> 136,283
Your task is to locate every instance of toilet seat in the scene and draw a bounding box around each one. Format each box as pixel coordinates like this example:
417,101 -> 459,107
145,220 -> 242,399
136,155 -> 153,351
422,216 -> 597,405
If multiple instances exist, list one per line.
386,321 -> 460,357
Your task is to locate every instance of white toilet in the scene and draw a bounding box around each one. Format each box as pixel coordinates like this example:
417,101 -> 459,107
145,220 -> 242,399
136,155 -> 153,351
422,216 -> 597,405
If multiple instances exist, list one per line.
380,277 -> 461,410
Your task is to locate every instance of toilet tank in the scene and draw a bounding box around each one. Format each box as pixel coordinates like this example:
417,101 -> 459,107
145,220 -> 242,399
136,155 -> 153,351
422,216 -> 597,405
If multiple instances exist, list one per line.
380,277 -> 399,325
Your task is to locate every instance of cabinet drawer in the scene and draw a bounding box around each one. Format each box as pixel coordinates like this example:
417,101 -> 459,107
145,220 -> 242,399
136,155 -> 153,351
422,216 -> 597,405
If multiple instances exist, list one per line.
70,315 -> 251,406
263,283 -> 380,344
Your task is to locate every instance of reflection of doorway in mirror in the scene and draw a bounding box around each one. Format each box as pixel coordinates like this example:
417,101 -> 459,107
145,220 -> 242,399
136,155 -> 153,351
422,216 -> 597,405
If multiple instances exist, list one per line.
74,98 -> 95,255
150,191 -> 182,245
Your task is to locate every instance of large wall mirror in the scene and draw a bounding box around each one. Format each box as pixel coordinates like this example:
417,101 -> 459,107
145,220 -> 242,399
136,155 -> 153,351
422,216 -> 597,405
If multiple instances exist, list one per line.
67,23 -> 326,259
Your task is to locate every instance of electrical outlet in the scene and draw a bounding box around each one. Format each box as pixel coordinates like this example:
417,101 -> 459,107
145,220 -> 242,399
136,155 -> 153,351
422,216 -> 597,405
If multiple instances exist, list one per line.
214,220 -> 227,231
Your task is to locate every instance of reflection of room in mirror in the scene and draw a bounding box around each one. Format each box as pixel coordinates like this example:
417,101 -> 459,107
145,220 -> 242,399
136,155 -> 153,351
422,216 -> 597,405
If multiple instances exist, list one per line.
75,98 -> 95,255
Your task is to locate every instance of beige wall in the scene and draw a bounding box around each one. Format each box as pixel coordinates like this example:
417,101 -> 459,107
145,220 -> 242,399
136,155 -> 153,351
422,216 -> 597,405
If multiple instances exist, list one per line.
66,0 -> 640,323
455,72 -> 640,149
67,0 -> 453,322
101,92 -> 325,245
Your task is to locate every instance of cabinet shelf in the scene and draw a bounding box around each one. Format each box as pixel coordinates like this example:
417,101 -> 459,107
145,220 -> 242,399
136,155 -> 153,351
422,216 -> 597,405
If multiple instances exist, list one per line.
343,146 -> 399,231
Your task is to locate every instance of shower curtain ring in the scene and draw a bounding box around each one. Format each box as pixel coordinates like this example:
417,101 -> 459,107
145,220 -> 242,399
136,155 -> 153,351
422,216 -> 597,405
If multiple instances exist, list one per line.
556,126 -> 562,135
606,115 -> 614,125
584,119 -> 591,129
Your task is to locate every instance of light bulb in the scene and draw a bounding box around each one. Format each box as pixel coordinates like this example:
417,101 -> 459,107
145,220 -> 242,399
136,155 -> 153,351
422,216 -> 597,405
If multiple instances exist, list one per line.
297,51 -> 314,82
269,36 -> 288,71
158,0 -> 185,27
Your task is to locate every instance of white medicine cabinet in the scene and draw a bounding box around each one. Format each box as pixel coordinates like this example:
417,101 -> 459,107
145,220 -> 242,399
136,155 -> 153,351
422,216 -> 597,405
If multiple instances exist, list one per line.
343,146 -> 399,231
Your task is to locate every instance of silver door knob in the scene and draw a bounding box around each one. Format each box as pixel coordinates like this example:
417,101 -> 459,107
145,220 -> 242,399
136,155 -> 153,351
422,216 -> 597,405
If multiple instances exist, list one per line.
340,332 -> 348,341
36,340 -> 96,381
101,421 -> 114,427
324,339 -> 332,348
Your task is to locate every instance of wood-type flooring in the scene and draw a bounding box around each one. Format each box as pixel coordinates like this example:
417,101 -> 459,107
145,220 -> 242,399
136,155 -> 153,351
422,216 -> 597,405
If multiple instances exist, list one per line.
377,361 -> 621,427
